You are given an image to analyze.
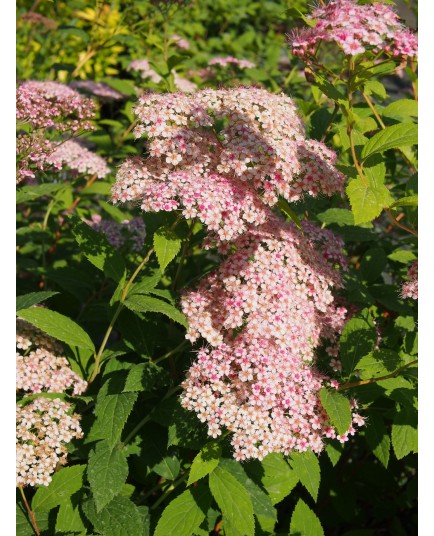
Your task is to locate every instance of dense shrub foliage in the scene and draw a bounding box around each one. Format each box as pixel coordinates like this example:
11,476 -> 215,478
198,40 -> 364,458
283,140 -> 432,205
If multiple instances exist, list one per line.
16,0 -> 418,534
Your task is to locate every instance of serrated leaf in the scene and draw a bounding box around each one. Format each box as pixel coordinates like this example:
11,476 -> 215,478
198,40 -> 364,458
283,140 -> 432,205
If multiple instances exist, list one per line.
390,195 -> 418,208
392,407 -> 417,459
317,208 -> 354,226
153,227 -> 182,272
364,80 -> 387,100
290,498 -> 324,536
382,99 -> 418,122
339,316 -> 377,374
123,362 -> 168,392
124,294 -> 187,328
188,442 -> 222,485
387,250 -> 417,264
56,499 -> 87,533
365,414 -> 390,468
16,183 -> 65,204
209,466 -> 255,536
16,291 -> 59,312
153,455 -> 180,480
319,388 -> 352,436
129,271 -> 162,296
346,172 -> 393,225
83,496 -> 143,536
154,487 -> 210,536
69,214 -> 126,283
325,442 -> 344,467
289,451 -> 321,502
219,459 -> 277,534
89,386 -> 138,447
32,465 -> 86,512
356,349 -> 402,379
361,124 -> 418,161
88,441 -> 129,512
257,453 -> 299,505
16,308 -> 95,352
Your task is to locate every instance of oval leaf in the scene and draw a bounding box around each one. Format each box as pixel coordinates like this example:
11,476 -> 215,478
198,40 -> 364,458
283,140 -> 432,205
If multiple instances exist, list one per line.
32,465 -> 86,512
188,442 -> 222,486
154,488 -> 209,536
290,499 -> 324,536
289,451 -> 321,502
16,307 -> 95,352
319,388 -> 352,436
153,227 -> 182,272
362,124 -> 418,161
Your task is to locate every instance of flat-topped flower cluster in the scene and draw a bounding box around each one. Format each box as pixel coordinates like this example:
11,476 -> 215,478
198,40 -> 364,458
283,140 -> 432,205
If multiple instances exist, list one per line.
289,0 -> 417,58
16,319 -> 86,486
113,87 -> 364,459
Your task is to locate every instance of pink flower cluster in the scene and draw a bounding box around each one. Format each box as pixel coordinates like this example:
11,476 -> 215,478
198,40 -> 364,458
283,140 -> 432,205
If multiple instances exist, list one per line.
70,80 -> 126,101
47,140 -> 110,178
16,81 -> 95,132
209,56 -> 256,69
16,319 -> 86,486
171,34 -> 190,50
113,88 -> 345,242
401,260 -> 418,300
16,134 -> 60,184
85,213 -> 146,252
289,0 -> 418,58
128,58 -> 162,83
115,87 -> 361,459
16,398 -> 83,487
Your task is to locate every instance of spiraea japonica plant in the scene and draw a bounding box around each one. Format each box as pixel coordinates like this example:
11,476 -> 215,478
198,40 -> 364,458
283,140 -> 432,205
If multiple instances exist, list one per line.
16,0 -> 418,534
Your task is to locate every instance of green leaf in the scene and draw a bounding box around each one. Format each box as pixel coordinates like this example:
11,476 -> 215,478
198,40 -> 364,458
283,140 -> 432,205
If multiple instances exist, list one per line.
32,465 -> 86,512
364,80 -> 387,100
56,499 -> 87,534
89,383 -> 138,448
17,503 -> 49,536
361,124 -> 418,161
16,183 -> 65,204
317,208 -> 354,226
346,169 -> 393,224
219,459 -> 278,534
290,498 -> 324,536
365,414 -> 390,468
154,487 -> 210,536
16,291 -> 59,312
277,198 -> 302,229
188,442 -> 222,485
129,271 -> 162,295
87,441 -> 129,512
325,442 -> 344,467
16,308 -> 95,352
356,350 -> 402,379
83,495 -> 143,536
392,406 -> 417,459
101,77 -> 137,97
387,250 -> 417,264
256,453 -> 299,505
124,294 -> 188,328
289,451 -> 321,502
123,362 -> 169,393
390,195 -> 418,208
99,200 -> 132,223
69,214 -> 126,283
382,99 -> 418,122
153,455 -> 181,480
153,227 -> 182,272
209,466 -> 255,536
319,388 -> 352,436
339,316 -> 377,374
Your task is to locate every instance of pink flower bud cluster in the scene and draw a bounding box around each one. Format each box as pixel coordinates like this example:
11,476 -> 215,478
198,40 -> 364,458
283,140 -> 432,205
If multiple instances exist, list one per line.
16,398 -> 83,487
85,213 -> 146,252
16,134 -> 60,184
289,0 -> 417,59
113,88 -> 345,241
47,140 -> 110,178
16,81 -> 96,132
70,80 -> 126,101
128,58 -> 162,83
209,56 -> 256,69
115,87 -> 362,459
16,319 -> 86,486
171,34 -> 190,49
401,260 -> 418,300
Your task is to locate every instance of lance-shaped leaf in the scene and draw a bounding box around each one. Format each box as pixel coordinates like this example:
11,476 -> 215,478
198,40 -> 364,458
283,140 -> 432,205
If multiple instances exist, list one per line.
361,124 -> 418,161
319,388 -> 352,436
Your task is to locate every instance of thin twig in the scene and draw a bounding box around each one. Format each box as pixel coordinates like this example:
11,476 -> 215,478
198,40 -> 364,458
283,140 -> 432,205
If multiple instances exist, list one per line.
337,359 -> 418,391
19,486 -> 40,536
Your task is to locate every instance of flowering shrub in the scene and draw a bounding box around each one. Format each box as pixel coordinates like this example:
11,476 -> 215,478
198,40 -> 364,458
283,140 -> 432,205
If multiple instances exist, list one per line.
16,0 -> 418,534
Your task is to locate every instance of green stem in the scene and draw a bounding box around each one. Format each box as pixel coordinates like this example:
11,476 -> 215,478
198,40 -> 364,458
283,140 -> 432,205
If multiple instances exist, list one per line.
362,92 -> 386,129
123,415 -> 152,445
150,473 -> 188,511
19,486 -> 40,536
337,359 -> 418,392
154,340 -> 188,365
